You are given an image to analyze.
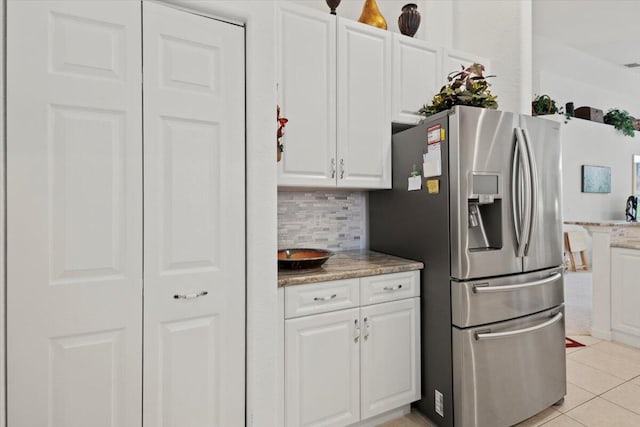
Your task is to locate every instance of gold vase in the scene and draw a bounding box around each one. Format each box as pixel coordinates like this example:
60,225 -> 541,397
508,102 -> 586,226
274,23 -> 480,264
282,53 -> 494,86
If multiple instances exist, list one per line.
358,0 -> 387,30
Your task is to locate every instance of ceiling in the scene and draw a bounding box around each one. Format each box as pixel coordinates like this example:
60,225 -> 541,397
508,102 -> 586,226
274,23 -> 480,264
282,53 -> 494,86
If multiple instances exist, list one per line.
533,0 -> 640,70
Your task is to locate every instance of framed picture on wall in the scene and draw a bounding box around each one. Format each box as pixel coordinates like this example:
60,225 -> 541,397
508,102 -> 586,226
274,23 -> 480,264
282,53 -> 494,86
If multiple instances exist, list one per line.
581,165 -> 611,193
633,155 -> 640,195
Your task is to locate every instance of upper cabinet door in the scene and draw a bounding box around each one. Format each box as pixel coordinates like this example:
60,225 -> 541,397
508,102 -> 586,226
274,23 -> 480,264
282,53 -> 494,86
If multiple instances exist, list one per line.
444,47 -> 490,77
277,3 -> 337,187
143,3 -> 245,427
7,2 -> 142,426
337,19 -> 392,189
392,35 -> 442,125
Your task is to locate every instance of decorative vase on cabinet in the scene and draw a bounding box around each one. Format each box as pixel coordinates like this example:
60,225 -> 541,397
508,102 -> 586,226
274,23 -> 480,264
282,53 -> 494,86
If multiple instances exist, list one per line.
325,0 -> 341,15
398,3 -> 421,37
358,0 -> 387,30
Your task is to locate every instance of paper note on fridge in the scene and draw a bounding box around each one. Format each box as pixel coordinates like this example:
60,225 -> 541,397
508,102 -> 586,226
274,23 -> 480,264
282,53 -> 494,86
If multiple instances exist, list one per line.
423,142 -> 442,177
408,175 -> 422,191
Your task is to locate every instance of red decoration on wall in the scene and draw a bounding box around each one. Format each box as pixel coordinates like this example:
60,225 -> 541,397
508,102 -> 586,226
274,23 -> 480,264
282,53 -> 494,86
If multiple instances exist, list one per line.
277,105 -> 288,162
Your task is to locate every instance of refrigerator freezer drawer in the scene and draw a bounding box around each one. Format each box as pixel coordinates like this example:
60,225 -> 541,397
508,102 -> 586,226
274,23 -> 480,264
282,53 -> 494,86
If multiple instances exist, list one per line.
451,267 -> 564,328
452,306 -> 566,427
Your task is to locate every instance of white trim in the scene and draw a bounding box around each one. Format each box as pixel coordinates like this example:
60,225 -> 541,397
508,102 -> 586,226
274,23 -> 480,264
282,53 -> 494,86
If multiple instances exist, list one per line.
1,0 -> 5,424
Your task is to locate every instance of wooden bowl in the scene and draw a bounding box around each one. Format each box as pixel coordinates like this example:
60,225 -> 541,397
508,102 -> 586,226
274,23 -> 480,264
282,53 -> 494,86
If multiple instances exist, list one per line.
278,248 -> 333,270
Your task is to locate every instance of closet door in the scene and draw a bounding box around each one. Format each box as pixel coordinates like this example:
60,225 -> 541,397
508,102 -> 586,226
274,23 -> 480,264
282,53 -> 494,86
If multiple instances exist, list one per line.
7,2 -> 142,426
142,3 -> 246,427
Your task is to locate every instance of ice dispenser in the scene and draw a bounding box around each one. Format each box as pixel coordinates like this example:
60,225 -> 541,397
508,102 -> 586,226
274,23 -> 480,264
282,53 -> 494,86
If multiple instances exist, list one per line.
468,173 -> 503,251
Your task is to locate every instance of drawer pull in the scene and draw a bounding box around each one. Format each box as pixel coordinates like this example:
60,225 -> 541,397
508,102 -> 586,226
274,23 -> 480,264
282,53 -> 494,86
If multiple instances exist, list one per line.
314,294 -> 337,302
383,284 -> 403,291
473,273 -> 561,293
174,290 -> 208,300
474,312 -> 563,341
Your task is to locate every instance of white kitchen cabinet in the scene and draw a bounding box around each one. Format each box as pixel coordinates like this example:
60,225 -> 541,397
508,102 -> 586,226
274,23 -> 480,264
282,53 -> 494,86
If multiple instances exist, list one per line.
285,308 -> 361,427
277,3 -> 336,187
391,35 -> 442,125
7,2 -> 245,426
361,298 -> 420,420
276,3 -> 391,189
337,18 -> 392,189
611,248 -> 640,338
283,271 -> 421,427
444,47 -> 490,78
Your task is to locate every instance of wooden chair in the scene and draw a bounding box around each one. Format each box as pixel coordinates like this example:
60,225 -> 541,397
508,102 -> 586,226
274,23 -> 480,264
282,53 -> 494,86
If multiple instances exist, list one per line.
564,231 -> 589,272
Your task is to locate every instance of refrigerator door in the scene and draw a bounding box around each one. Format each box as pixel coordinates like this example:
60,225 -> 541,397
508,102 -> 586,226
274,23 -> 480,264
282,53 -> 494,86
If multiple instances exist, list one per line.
451,267 -> 564,328
452,305 -> 566,427
519,115 -> 563,272
449,106 -> 522,279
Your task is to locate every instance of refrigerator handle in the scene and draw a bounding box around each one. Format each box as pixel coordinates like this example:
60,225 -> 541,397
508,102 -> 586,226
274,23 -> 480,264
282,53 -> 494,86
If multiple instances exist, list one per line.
514,128 -> 532,258
522,128 -> 538,256
511,137 -> 522,250
474,312 -> 563,341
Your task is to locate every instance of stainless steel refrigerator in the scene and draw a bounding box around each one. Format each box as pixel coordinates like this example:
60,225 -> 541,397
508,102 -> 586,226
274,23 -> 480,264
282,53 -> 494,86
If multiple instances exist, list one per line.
369,106 -> 566,427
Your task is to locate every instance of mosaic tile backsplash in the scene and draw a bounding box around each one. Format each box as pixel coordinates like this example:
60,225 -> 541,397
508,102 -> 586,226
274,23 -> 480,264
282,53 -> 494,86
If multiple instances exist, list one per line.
278,190 -> 367,251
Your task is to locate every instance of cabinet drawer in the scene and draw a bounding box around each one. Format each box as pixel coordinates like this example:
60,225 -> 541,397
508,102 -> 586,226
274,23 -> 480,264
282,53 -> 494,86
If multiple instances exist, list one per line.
285,278 -> 360,319
360,271 -> 419,306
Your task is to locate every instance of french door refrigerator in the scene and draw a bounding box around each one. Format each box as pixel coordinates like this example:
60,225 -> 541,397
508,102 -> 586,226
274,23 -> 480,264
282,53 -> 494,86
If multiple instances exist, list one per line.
369,106 -> 566,427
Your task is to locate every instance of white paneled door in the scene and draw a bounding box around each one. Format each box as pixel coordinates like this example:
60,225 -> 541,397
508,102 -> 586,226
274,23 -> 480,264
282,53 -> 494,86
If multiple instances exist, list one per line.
143,3 -> 245,427
7,2 -> 143,427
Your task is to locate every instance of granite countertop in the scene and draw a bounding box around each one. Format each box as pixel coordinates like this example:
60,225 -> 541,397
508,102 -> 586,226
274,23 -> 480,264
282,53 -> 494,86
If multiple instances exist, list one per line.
564,220 -> 640,227
277,249 -> 423,288
611,242 -> 640,250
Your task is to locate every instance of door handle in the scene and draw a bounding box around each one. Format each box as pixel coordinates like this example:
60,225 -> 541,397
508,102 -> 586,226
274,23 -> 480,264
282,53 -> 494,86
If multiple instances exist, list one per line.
330,158 -> 336,178
174,290 -> 208,300
475,312 -> 563,341
383,284 -> 403,291
339,158 -> 345,179
522,128 -> 538,256
473,272 -> 562,293
363,317 -> 370,341
354,319 -> 360,343
514,128 -> 532,258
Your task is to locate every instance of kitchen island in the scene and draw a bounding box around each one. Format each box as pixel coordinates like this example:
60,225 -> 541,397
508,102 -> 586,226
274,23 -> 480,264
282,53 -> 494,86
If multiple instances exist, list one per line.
565,221 -> 640,346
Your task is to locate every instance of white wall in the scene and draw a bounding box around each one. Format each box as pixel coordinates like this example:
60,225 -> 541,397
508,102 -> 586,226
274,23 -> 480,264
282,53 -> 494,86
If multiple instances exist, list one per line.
450,0 -> 532,114
534,35 -> 640,116
558,117 -> 640,221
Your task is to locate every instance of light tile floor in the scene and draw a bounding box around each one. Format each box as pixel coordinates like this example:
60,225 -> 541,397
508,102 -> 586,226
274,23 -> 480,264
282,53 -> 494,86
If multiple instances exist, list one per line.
381,335 -> 640,427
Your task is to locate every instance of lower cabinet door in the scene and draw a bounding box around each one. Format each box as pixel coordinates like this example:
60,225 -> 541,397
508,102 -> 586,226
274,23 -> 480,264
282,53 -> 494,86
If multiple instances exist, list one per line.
360,298 -> 421,419
285,308 -> 360,427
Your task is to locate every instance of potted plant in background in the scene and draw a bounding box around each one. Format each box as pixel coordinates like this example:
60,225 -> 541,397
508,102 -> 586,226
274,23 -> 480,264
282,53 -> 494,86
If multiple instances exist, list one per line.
532,94 -> 563,116
419,63 -> 498,118
531,94 -> 571,122
604,108 -> 636,137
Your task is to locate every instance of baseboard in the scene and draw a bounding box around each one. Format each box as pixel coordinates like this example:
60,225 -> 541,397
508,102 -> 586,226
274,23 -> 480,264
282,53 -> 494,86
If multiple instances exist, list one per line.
611,331 -> 640,349
590,327 -> 612,340
348,405 -> 411,427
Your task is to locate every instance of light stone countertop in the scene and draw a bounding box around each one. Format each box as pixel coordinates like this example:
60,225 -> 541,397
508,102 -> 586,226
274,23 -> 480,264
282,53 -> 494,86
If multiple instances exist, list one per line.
277,249 -> 423,287
564,220 -> 640,227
